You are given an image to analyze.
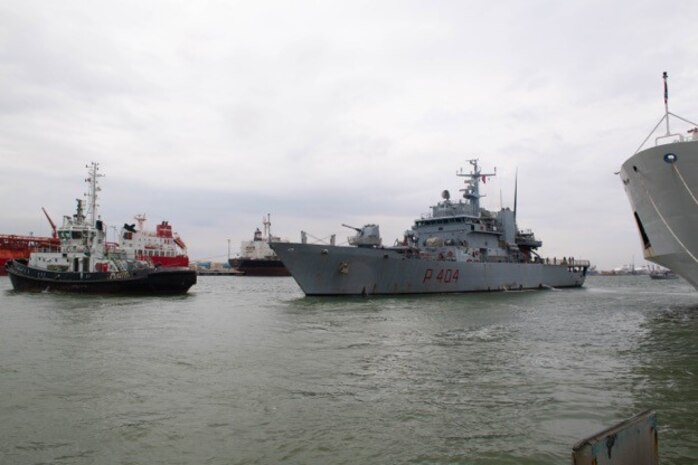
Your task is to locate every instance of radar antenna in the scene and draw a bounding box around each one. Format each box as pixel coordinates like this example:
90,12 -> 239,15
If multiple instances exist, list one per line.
456,158 -> 496,216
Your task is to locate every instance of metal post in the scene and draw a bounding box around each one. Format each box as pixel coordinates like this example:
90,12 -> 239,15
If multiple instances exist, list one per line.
663,71 -> 670,136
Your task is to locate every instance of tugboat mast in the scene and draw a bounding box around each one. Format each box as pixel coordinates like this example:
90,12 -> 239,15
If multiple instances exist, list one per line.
85,162 -> 104,227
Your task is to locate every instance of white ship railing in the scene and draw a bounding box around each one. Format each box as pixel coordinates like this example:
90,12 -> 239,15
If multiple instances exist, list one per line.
635,112 -> 698,154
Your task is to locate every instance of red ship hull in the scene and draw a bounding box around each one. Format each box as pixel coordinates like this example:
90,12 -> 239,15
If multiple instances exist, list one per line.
137,255 -> 190,268
0,235 -> 59,276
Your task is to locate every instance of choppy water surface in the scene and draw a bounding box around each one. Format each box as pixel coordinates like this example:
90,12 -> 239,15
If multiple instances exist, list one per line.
1,275 -> 697,464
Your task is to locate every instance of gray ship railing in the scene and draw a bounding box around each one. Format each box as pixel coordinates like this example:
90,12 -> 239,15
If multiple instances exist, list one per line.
542,257 -> 589,267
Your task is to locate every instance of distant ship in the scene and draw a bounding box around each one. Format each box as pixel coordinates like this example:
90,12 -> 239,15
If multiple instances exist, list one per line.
619,72 -> 698,290
0,208 -> 60,276
272,159 -> 589,296
6,163 -> 196,294
649,268 -> 679,280
119,214 -> 189,268
229,214 -> 290,276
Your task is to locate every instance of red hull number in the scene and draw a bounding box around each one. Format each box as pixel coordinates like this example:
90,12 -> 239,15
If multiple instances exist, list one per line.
423,268 -> 459,284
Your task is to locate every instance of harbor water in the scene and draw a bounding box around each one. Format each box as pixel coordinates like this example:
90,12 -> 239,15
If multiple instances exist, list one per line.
1,275 -> 696,464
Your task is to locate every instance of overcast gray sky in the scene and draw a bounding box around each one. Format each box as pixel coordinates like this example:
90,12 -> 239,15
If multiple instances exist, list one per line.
2,0 -> 697,269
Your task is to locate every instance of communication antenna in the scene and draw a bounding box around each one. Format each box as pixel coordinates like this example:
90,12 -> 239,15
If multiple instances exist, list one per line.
513,168 -> 518,222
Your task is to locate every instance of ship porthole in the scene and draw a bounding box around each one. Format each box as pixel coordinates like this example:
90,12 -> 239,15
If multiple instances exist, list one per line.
664,153 -> 678,163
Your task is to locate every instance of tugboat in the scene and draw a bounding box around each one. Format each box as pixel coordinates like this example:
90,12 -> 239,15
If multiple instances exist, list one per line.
119,214 -> 189,267
229,214 -> 291,276
5,163 -> 197,294
271,159 -> 589,296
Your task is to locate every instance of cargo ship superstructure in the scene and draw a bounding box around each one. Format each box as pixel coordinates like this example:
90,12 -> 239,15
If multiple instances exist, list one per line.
119,214 -> 189,268
5,163 -> 196,294
620,72 -> 698,289
229,214 -> 290,276
272,159 -> 589,296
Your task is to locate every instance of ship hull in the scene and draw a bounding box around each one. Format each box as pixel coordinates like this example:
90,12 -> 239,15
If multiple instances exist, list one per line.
0,235 -> 59,276
271,243 -> 586,296
620,139 -> 698,289
5,260 -> 197,294
228,258 -> 290,277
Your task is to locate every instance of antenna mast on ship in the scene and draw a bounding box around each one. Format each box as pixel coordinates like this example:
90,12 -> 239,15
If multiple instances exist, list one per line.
457,159 -> 496,216
85,162 -> 104,227
134,214 -> 147,231
634,71 -> 698,154
513,168 -> 518,223
663,71 -> 671,136
264,213 -> 271,243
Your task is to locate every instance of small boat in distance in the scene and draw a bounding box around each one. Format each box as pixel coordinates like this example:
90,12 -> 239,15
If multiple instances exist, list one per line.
119,214 -> 189,268
229,214 -> 290,276
5,163 -> 196,294
272,159 -> 589,296
619,72 -> 698,290
649,268 -> 679,280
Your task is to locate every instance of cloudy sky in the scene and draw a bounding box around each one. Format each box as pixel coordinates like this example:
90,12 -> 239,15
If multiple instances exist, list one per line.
1,0 -> 697,269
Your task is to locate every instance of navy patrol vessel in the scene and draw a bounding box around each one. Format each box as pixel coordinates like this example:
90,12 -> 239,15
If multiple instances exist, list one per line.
6,163 -> 196,294
620,72 -> 698,290
271,159 -> 589,296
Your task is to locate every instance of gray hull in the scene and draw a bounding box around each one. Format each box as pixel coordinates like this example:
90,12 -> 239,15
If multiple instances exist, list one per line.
272,242 -> 586,296
620,139 -> 698,289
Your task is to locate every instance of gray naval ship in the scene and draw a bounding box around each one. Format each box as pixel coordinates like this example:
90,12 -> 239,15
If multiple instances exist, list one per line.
271,159 -> 589,296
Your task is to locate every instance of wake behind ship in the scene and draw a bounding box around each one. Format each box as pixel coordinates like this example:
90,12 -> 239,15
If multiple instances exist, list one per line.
272,159 -> 589,296
620,72 -> 698,290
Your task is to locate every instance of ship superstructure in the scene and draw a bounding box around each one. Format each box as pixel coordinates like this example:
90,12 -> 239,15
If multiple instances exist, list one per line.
620,72 -> 698,289
272,159 -> 588,296
229,214 -> 290,276
119,214 -> 189,267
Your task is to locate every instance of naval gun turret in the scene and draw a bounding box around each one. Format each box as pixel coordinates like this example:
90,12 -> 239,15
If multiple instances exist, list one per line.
342,224 -> 382,247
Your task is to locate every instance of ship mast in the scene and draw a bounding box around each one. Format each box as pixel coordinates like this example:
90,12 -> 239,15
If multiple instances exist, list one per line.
85,162 -> 104,227
457,159 -> 496,217
264,213 -> 271,242
134,214 -> 147,231
663,71 -> 670,136
634,72 -> 698,154
513,168 -> 518,223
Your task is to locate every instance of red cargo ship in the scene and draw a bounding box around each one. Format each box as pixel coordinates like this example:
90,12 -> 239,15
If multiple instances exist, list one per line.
0,208 -> 60,276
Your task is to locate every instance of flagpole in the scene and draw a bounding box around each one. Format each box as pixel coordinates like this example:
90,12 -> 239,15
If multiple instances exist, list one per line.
663,71 -> 670,136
